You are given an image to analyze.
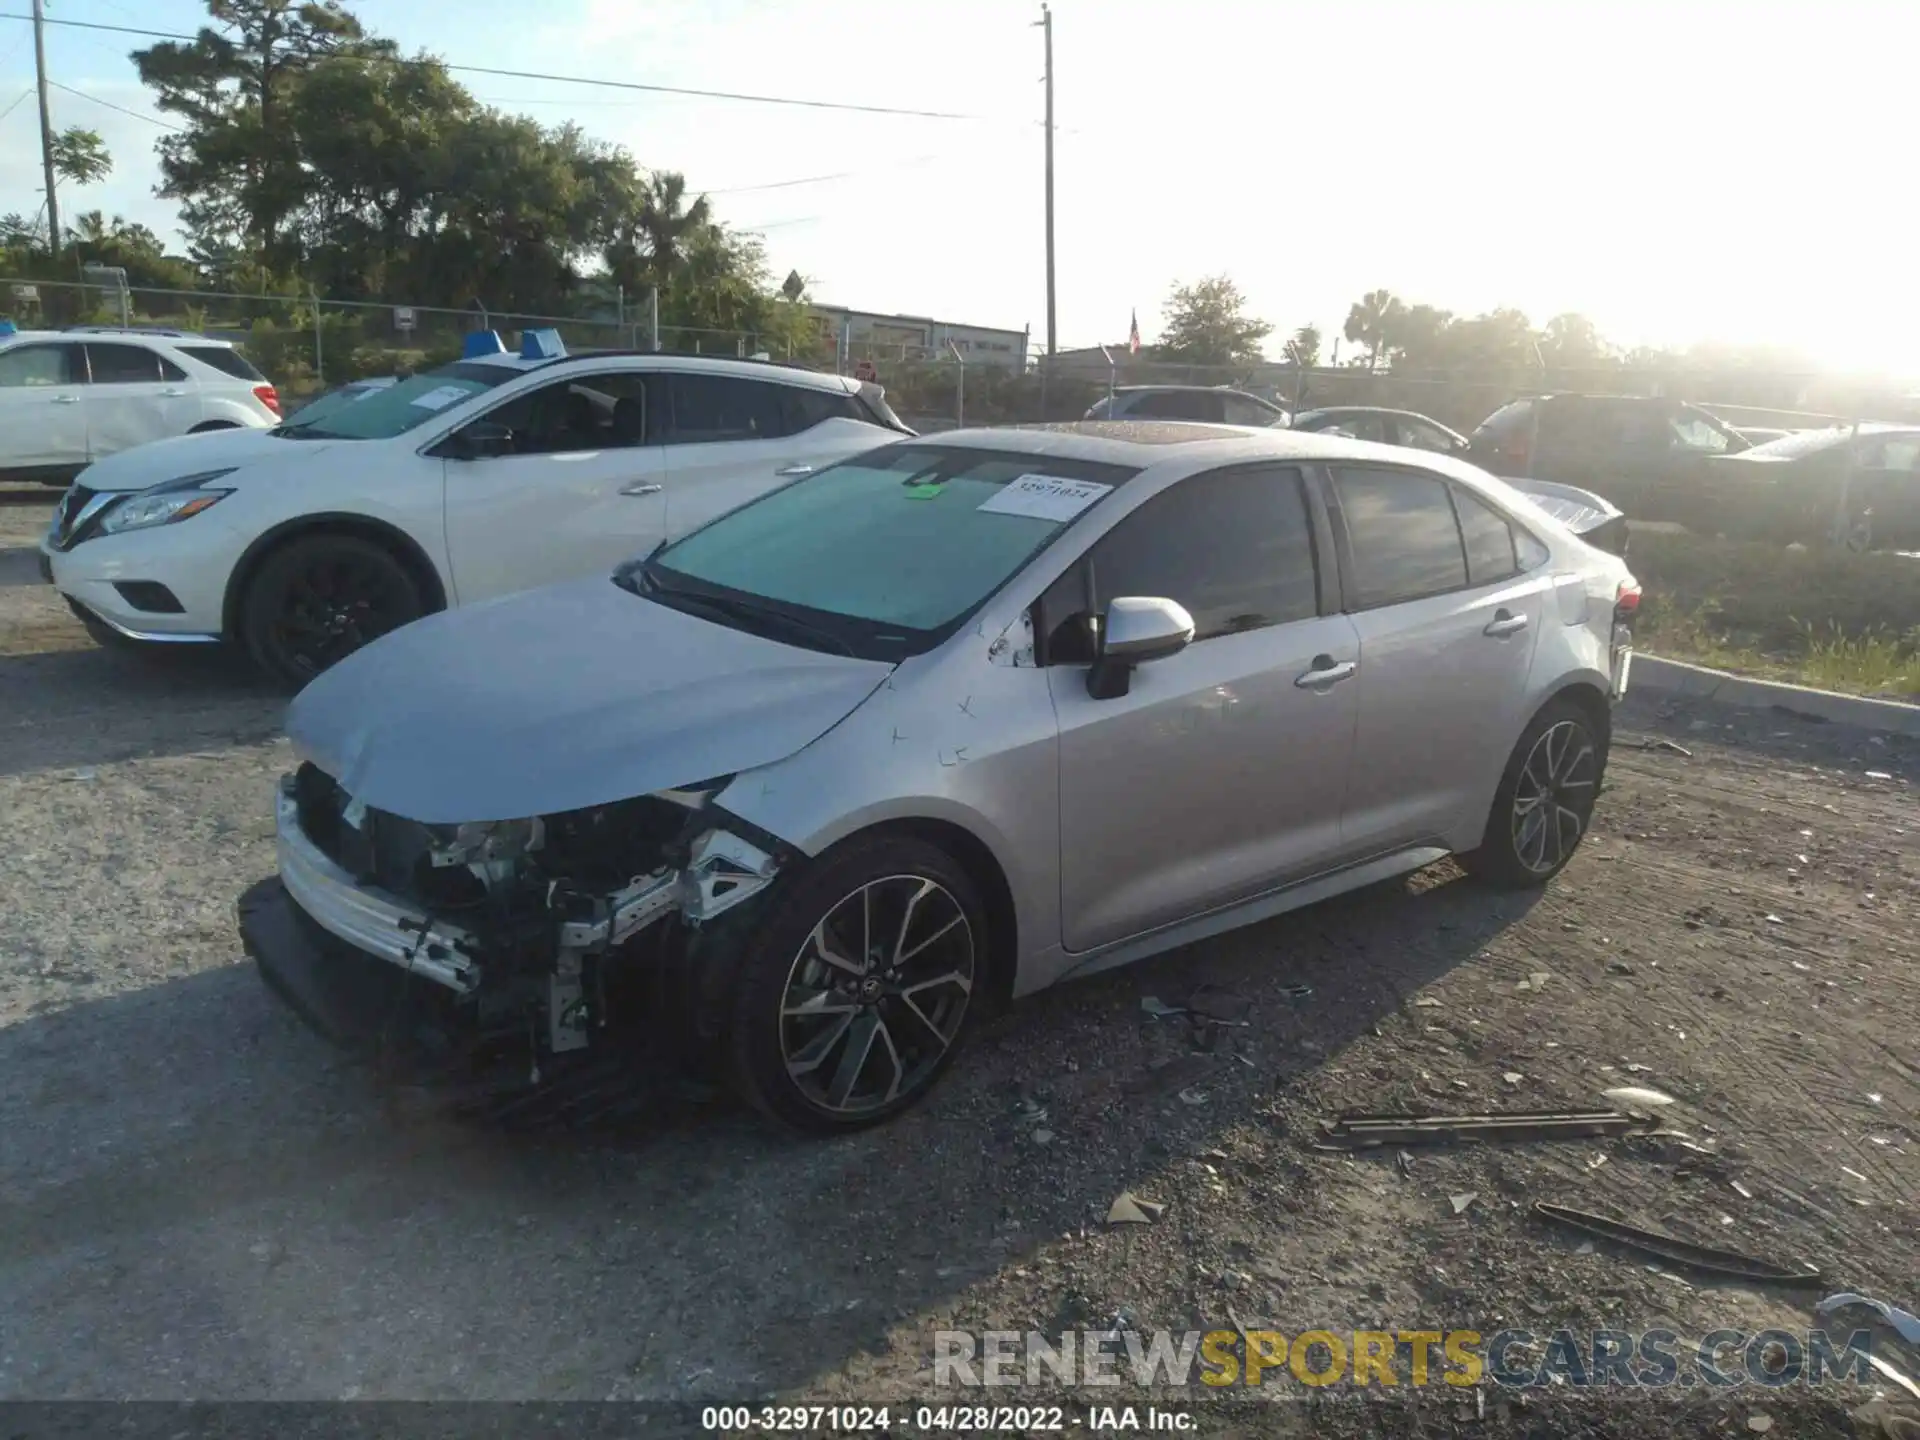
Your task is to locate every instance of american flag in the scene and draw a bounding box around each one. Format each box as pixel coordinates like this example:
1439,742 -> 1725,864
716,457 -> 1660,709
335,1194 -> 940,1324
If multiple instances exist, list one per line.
1128,309 -> 1140,354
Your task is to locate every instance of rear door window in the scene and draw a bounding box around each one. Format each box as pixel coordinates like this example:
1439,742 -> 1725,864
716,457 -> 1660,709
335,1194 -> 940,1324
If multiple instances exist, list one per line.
1398,417 -> 1459,452
1333,467 -> 1468,607
85,343 -> 166,384
1221,393 -> 1279,427
667,374 -> 788,443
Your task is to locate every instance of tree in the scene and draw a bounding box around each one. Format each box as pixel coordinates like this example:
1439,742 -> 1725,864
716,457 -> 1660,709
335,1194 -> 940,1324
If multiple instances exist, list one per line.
1285,324 -> 1321,367
134,0 -> 395,266
1342,288 -> 1403,372
1539,312 -> 1607,368
1390,304 -> 1454,369
50,127 -> 113,187
1157,275 -> 1271,365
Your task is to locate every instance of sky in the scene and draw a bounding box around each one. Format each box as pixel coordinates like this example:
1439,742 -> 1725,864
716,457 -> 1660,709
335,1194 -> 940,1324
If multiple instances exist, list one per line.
2,0 -> 1916,378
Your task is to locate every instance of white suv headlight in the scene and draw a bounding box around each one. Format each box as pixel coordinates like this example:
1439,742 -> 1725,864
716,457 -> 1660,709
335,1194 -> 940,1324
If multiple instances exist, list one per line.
98,470 -> 237,536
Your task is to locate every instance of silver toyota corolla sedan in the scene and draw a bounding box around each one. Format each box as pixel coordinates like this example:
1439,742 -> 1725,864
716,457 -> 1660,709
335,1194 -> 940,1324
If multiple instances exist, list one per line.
242,421 -> 1639,1132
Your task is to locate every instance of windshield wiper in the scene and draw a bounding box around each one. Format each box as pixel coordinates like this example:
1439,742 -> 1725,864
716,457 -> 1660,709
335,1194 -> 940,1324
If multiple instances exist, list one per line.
629,564 -> 858,656
271,422 -> 341,440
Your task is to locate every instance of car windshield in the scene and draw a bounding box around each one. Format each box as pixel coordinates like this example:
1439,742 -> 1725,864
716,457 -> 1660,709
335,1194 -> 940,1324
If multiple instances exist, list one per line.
1739,426 -> 1857,459
633,444 -> 1140,660
278,362 -> 517,440
281,380 -> 393,429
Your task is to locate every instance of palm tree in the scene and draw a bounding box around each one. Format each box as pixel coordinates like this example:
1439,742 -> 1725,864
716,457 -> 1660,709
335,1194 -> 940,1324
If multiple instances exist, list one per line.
638,171 -> 712,279
1342,288 -> 1403,373
1286,324 -> 1322,368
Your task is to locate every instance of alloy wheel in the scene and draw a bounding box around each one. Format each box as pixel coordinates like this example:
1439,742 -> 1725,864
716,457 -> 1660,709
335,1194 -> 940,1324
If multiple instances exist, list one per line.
1510,719 -> 1598,875
269,555 -> 414,677
779,874 -> 975,1117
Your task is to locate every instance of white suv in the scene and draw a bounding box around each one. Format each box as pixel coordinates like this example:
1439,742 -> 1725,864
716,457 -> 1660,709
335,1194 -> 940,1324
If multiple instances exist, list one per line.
0,324 -> 282,486
41,332 -> 911,684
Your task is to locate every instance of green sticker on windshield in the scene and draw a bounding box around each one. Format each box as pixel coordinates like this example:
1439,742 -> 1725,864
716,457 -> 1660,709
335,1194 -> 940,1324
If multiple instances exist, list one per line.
901,483 -> 945,499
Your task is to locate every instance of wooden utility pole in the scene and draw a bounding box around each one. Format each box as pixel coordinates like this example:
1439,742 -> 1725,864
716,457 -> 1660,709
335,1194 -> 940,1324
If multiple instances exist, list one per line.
33,0 -> 61,259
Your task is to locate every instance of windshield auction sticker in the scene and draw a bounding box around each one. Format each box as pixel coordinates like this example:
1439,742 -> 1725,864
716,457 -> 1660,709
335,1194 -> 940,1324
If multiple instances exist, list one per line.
977,474 -> 1112,523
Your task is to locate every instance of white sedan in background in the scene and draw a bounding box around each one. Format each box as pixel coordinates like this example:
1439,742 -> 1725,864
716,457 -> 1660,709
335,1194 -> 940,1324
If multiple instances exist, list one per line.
41,332 -> 911,685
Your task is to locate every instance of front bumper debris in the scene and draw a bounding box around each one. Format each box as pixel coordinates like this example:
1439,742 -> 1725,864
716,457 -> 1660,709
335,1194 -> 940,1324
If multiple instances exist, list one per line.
275,780 -> 481,995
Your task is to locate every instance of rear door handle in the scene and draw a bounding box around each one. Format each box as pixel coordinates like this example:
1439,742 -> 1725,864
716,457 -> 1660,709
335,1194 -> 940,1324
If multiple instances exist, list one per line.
775,463 -> 815,477
1484,609 -> 1529,638
1295,655 -> 1357,688
619,481 -> 663,496
50,395 -> 79,405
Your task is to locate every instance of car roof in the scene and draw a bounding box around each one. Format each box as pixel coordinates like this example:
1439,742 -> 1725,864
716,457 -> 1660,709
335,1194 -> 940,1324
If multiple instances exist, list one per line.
463,349 -> 858,394
909,420 -> 1494,478
0,328 -> 234,348
1113,384 -> 1268,397
1300,406 -> 1450,423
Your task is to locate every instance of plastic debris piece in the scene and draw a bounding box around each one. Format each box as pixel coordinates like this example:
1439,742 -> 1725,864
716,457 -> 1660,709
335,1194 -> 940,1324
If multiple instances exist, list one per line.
1865,771 -> 1892,781
1503,1072 -> 1524,1086
1178,1087 -> 1209,1107
1731,1180 -> 1753,1199
1030,1129 -> 1054,1146
1106,1191 -> 1165,1226
1748,1415 -> 1773,1434
1140,995 -> 1184,1019
1817,1292 -> 1920,1345
1450,1193 -> 1477,1215
1412,996 -> 1443,1008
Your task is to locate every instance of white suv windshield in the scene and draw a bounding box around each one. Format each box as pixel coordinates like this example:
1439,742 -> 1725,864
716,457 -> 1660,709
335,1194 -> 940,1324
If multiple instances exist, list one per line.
282,362 -> 519,440
635,444 -> 1139,657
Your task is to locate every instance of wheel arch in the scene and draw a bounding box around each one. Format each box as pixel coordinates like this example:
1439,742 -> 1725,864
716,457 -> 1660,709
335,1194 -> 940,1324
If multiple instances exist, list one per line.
221,512 -> 449,639
1542,678 -> 1613,752
188,419 -> 240,434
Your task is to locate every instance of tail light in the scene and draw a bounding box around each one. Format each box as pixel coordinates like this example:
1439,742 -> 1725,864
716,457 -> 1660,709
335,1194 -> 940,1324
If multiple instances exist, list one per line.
1502,438 -> 1531,471
1613,580 -> 1641,623
253,383 -> 282,417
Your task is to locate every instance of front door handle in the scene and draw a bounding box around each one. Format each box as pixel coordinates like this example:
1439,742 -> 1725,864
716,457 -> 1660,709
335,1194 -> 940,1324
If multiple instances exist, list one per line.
775,463 -> 815,478
619,480 -> 663,496
50,395 -> 79,405
1295,655 -> 1357,689
1484,609 -> 1529,638
160,387 -> 188,397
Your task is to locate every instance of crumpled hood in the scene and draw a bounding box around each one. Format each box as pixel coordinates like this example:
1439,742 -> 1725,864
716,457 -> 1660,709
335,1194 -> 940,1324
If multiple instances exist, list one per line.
286,575 -> 896,824
78,427 -> 343,492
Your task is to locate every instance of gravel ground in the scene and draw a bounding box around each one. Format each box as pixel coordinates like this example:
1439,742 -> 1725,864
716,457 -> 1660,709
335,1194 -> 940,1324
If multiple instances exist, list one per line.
3,490 -> 1917,1436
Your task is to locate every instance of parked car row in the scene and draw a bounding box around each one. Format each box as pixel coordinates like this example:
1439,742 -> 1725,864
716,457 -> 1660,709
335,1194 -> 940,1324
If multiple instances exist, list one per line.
33,331 -> 1647,1131
1467,392 -> 1918,550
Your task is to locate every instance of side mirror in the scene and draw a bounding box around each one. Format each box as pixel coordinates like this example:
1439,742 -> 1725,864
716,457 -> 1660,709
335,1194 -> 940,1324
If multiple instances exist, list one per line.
445,419 -> 514,460
1086,595 -> 1196,700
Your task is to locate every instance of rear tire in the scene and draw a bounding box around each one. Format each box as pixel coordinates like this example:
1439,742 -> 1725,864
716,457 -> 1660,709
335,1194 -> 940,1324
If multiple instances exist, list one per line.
726,833 -> 986,1133
1459,698 -> 1606,889
239,533 -> 425,688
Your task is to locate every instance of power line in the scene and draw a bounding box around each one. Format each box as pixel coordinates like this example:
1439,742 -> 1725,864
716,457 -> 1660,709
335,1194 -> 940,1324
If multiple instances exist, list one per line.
0,12 -> 989,120
49,77 -> 181,129
0,85 -> 29,122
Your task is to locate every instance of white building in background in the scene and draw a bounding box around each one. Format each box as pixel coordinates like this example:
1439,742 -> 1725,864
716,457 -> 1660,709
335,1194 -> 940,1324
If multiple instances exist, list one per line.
809,305 -> 1029,369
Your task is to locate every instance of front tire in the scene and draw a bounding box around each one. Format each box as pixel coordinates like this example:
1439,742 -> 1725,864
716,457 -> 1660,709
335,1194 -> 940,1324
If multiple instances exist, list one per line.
726,834 -> 986,1133
1459,698 -> 1606,889
239,533 -> 425,688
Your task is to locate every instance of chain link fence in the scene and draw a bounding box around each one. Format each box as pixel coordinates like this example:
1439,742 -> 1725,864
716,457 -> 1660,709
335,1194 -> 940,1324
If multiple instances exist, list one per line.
1,276 -> 796,404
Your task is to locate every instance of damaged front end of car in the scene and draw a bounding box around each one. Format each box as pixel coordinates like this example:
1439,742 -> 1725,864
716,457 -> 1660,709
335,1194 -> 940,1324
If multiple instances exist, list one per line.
241,761 -> 792,1085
